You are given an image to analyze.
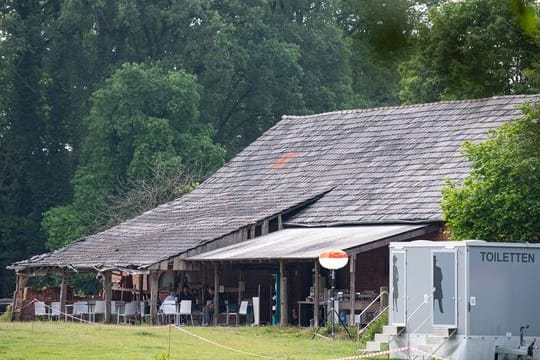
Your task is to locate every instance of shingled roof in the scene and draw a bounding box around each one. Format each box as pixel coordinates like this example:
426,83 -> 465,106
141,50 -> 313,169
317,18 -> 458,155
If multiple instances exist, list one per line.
10,95 -> 540,272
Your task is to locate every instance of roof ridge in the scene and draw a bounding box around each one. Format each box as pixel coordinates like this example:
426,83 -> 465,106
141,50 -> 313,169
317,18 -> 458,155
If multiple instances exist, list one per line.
283,94 -> 540,120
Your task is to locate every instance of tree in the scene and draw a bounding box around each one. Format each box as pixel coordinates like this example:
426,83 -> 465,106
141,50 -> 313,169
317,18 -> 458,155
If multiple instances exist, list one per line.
49,0 -> 354,153
0,0 -> 74,297
0,0 -> 384,297
191,0 -> 354,152
1,1 -> 357,296
42,63 -> 225,250
341,0 -> 415,107
399,0 -> 540,104
441,102 -> 540,242
99,166 -> 200,229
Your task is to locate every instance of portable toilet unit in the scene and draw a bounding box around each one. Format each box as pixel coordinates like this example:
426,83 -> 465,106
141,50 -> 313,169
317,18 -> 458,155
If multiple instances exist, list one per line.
388,240 -> 540,359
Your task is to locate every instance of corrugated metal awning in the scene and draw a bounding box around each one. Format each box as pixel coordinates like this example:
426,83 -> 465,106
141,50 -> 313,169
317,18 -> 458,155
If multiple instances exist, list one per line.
188,225 -> 427,261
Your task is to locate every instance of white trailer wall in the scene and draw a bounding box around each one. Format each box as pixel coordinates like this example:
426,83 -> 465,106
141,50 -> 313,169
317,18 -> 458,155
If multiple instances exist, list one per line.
389,241 -> 540,360
468,245 -> 540,336
390,241 -> 468,335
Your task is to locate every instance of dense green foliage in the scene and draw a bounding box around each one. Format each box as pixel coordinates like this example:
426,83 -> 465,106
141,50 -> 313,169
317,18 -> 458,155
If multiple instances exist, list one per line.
42,63 -> 222,249
0,0 -> 74,297
399,0 -> 540,103
1,0 -> 540,297
442,103 -> 540,242
342,0 -> 413,107
358,310 -> 388,345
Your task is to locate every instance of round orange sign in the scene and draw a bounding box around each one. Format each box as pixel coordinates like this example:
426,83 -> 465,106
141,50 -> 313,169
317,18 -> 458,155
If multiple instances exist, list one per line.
319,250 -> 349,269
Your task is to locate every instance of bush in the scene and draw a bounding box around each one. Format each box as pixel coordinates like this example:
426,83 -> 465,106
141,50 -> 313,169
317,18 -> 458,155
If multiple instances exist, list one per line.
359,310 -> 388,345
0,305 -> 12,322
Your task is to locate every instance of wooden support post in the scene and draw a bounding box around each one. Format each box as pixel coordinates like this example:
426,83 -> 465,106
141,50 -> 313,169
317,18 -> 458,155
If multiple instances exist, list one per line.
103,271 -> 112,323
137,274 -> 143,301
262,220 -> 269,235
150,271 -> 159,324
277,214 -> 283,230
279,260 -> 288,326
349,254 -> 356,325
12,273 -> 29,321
179,270 -> 184,290
201,263 -> 206,305
213,263 -> 219,326
238,269 -> 243,305
59,272 -> 68,315
314,261 -> 320,327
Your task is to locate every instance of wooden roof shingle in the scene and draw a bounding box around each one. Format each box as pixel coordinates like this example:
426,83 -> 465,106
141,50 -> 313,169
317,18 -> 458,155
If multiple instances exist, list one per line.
11,95 -> 539,271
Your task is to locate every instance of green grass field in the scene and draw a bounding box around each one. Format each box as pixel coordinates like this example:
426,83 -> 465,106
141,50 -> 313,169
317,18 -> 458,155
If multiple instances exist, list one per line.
0,322 -> 363,359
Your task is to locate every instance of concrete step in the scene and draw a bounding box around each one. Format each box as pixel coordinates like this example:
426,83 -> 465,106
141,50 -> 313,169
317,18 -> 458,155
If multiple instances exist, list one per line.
432,326 -> 456,337
374,333 -> 391,343
382,325 -> 405,335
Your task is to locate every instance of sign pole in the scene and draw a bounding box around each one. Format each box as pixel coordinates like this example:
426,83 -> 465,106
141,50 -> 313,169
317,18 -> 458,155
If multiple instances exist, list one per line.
312,250 -> 352,340
330,268 -> 336,338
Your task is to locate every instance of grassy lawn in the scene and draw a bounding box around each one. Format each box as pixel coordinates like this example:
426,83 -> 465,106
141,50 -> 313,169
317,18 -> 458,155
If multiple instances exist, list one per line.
0,322 -> 363,359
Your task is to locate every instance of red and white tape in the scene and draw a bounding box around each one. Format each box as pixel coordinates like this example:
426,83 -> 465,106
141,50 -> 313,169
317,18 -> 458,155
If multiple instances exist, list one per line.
333,346 -> 409,359
32,298 -> 98,325
409,346 -> 446,360
333,345 -> 446,360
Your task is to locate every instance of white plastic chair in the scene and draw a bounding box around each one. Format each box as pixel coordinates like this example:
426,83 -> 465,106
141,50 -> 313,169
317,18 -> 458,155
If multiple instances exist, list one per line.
34,301 -> 50,320
91,301 -> 105,322
50,302 -> 61,320
118,301 -> 137,324
111,300 -> 119,316
140,301 -> 151,323
229,300 -> 249,326
73,301 -> 89,321
179,300 -> 194,326
159,300 -> 178,325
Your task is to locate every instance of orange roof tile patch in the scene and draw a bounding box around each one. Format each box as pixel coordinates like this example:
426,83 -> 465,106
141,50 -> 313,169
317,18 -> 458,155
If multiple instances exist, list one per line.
269,151 -> 300,169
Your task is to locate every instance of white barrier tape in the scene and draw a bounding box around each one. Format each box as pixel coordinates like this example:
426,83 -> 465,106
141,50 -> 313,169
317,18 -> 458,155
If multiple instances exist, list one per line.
19,298 -> 38,311
172,325 -> 274,359
409,346 -> 446,360
56,311 -> 97,325
23,300 -> 448,360
38,299 -> 99,325
332,345 -> 447,360
332,346 -> 409,359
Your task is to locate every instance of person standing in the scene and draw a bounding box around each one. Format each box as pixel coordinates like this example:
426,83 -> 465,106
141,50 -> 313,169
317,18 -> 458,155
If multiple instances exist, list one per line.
178,285 -> 194,325
203,286 -> 215,326
180,285 -> 194,302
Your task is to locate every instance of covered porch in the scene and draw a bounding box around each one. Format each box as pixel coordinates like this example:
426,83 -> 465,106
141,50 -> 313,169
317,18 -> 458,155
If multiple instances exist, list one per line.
186,224 -> 434,327
9,223 -> 441,326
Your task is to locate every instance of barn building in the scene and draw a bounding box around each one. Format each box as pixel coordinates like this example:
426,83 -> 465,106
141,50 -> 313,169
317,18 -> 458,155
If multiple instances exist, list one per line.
9,95 -> 538,328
